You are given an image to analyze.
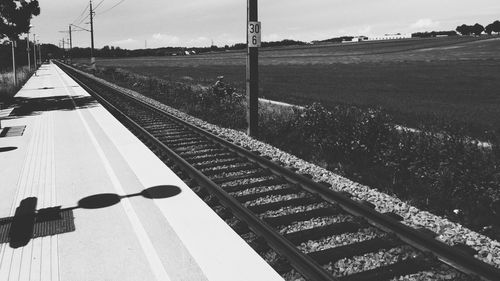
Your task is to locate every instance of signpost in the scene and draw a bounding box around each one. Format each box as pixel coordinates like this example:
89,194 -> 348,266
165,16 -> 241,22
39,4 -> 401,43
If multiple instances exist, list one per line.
246,0 -> 260,137
248,21 -> 261,47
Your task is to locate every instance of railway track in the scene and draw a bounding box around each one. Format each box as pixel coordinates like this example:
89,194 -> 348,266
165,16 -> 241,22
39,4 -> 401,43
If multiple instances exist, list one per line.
56,61 -> 500,281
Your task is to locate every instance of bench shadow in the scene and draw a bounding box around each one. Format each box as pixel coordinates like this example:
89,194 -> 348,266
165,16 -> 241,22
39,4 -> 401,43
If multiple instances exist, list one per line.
1,185 -> 181,248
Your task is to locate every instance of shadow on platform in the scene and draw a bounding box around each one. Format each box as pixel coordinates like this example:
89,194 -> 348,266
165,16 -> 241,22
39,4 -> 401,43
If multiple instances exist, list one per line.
7,95 -> 99,118
0,185 -> 181,248
0,146 -> 17,152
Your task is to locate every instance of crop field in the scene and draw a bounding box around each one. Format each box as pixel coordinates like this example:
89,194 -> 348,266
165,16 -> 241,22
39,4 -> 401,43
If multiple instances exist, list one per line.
87,36 -> 500,137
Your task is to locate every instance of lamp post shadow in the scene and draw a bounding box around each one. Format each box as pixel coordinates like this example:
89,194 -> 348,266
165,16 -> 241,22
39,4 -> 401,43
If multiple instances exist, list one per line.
1,185 -> 182,248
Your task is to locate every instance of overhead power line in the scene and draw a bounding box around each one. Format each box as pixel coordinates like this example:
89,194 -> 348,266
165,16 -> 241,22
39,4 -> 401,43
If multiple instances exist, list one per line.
72,3 -> 89,25
97,0 -> 126,15
94,0 -> 106,11
76,13 -> 91,25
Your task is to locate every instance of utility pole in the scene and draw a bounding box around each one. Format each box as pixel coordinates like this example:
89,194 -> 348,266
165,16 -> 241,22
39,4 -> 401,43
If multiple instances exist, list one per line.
89,0 -> 96,69
26,34 -> 31,70
69,25 -> 73,62
11,40 -> 17,86
246,0 -> 260,137
33,34 -> 37,69
38,41 -> 42,65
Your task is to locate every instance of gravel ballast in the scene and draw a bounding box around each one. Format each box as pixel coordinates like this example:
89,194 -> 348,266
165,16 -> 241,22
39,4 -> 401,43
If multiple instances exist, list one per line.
76,68 -> 500,270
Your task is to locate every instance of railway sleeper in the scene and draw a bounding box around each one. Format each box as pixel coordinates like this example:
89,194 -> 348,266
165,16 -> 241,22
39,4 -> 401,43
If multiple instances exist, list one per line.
307,236 -> 402,265
337,255 -> 433,281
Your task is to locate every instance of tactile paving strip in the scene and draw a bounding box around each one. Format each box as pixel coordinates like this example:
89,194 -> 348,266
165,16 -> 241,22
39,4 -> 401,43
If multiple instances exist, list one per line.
0,125 -> 26,138
0,208 -> 75,244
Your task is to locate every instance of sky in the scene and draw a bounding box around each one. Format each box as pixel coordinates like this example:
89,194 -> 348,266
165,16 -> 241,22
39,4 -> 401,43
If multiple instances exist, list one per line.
29,0 -> 500,49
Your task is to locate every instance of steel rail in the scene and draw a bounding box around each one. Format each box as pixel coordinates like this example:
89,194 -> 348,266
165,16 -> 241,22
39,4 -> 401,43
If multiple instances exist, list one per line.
56,61 -> 500,281
56,61 -> 337,281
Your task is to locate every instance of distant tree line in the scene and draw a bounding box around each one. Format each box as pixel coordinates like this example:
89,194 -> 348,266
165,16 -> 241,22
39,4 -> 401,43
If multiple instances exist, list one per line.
456,20 -> 500,35
0,41 -> 60,71
63,39 -> 307,59
411,30 -> 457,38
314,36 -> 356,44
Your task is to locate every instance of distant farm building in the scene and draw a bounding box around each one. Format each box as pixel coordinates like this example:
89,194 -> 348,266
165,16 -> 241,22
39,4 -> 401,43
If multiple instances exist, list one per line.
341,36 -> 369,43
367,33 -> 411,41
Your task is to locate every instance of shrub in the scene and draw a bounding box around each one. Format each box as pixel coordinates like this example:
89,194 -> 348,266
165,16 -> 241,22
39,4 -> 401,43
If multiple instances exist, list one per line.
0,67 -> 32,104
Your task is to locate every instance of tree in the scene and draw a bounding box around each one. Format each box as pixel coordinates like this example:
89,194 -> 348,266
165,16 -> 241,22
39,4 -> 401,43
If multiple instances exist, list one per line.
491,20 -> 500,34
0,0 -> 40,40
486,24 -> 494,35
456,24 -> 473,35
472,23 -> 484,36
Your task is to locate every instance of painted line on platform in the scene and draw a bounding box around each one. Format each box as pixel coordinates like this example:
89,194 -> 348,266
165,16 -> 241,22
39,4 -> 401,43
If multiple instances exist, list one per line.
53,64 -> 172,281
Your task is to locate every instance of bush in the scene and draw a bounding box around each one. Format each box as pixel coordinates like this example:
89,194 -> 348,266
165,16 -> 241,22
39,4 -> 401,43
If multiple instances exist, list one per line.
0,67 -> 33,104
259,102 -> 500,238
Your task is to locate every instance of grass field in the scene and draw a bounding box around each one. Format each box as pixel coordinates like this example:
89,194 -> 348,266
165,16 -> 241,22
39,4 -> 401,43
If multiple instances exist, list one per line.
82,36 -> 500,138
0,67 -> 32,104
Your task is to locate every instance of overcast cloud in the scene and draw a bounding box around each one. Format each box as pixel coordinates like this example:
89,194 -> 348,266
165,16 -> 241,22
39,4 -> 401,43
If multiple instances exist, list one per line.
30,0 -> 500,49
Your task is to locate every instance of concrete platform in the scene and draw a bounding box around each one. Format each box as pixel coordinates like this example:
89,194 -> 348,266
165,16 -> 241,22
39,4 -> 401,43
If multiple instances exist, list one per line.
0,63 -> 283,281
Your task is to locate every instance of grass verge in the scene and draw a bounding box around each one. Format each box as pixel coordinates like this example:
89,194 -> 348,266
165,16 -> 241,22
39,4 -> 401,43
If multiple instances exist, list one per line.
0,67 -> 33,106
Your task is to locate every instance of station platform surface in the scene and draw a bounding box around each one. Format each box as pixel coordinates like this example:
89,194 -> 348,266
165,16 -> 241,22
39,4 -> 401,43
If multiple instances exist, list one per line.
0,63 -> 283,281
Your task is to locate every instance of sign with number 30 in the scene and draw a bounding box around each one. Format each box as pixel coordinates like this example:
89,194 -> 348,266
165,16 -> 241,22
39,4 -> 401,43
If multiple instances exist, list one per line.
248,21 -> 261,47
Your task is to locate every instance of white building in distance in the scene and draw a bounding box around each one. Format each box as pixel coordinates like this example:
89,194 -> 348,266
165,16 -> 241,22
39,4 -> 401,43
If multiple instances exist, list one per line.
367,33 -> 412,41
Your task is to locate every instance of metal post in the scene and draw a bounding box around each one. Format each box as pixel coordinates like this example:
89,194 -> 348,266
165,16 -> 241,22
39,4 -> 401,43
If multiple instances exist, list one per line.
26,35 -> 31,70
38,41 -> 42,64
246,0 -> 259,137
69,25 -> 73,63
11,40 -> 17,87
89,0 -> 95,69
33,34 -> 37,69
